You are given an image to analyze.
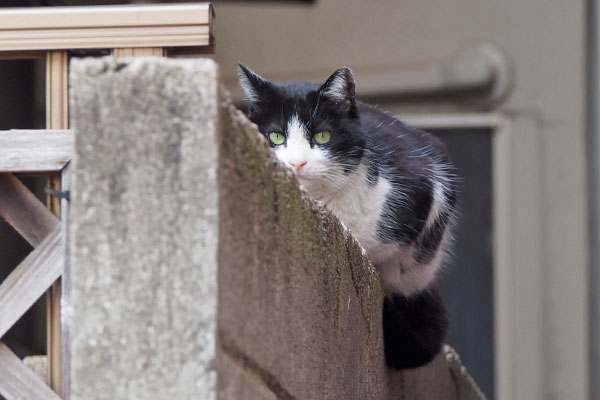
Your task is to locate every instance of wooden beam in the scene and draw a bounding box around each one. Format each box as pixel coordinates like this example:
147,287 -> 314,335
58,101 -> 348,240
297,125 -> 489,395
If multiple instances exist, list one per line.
0,4 -> 212,29
46,50 -> 69,397
0,174 -> 59,248
47,52 -> 69,133
0,4 -> 213,53
47,282 -> 62,396
0,51 -> 45,60
0,227 -> 63,340
0,343 -> 60,400
0,130 -> 72,173
112,47 -> 166,57
60,163 -> 72,400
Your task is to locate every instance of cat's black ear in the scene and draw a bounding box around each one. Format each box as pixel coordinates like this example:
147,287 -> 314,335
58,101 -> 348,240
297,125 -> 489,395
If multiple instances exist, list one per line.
319,67 -> 357,116
238,64 -> 273,107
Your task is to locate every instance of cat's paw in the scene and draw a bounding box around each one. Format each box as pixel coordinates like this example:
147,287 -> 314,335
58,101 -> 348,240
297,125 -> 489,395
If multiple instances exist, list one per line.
383,284 -> 448,370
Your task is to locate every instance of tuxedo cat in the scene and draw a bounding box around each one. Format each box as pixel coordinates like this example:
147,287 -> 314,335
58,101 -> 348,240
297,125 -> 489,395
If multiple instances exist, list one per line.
238,65 -> 458,369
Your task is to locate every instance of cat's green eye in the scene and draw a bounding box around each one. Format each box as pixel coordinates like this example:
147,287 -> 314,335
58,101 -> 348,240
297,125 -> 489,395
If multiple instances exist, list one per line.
269,132 -> 286,145
313,130 -> 331,145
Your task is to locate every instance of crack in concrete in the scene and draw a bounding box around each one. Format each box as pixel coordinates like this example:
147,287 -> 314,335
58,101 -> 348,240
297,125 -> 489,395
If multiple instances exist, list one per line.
219,331 -> 299,400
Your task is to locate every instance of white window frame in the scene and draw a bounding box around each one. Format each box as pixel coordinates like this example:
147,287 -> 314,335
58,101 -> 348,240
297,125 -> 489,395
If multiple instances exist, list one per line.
401,113 -> 544,400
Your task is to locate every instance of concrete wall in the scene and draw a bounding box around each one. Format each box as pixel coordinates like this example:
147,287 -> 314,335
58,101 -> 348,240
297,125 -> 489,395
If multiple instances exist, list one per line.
68,57 -> 483,399
211,2 -> 589,399
69,57 -> 220,400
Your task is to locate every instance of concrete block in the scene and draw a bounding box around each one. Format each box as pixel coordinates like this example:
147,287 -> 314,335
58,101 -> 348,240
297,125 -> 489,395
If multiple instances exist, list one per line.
218,352 -> 278,400
23,355 -> 47,383
69,57 -> 219,400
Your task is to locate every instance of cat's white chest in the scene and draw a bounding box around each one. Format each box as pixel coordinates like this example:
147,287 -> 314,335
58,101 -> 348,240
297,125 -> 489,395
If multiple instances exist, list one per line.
318,164 -> 391,252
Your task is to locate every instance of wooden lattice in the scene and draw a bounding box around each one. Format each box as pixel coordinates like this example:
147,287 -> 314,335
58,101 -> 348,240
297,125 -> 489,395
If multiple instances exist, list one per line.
0,146 -> 71,399
0,4 -> 213,398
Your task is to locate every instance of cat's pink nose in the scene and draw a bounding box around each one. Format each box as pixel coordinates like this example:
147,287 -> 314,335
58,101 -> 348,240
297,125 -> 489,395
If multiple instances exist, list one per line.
290,161 -> 307,172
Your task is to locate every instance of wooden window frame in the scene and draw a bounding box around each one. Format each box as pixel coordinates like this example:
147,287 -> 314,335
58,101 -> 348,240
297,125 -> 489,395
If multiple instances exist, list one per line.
0,3 -> 214,53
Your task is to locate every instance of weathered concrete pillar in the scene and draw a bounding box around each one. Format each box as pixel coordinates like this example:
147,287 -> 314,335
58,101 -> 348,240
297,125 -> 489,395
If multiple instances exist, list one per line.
69,58 -> 219,400
68,57 -> 484,400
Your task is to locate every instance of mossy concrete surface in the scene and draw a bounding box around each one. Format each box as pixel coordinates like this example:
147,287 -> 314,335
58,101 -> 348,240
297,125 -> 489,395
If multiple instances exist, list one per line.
218,99 -> 386,399
218,97 -> 484,400
68,57 -> 483,400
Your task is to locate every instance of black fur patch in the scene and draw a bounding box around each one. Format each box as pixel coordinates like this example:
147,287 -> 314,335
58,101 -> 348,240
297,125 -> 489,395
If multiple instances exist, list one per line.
383,285 -> 448,369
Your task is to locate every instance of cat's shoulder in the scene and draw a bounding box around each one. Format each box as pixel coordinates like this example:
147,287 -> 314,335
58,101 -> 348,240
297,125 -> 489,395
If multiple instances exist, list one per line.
357,101 -> 433,142
356,101 -> 450,163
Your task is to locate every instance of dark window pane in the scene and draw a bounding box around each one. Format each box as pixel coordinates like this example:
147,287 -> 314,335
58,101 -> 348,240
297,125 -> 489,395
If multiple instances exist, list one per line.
431,128 -> 494,400
0,59 -> 47,361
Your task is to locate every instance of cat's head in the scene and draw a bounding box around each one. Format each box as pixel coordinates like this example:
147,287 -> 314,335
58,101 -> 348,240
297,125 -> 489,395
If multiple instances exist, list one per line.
238,64 -> 365,190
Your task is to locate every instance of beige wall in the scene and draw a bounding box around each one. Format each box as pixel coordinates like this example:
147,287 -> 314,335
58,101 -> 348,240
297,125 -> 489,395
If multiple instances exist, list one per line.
212,1 -> 589,399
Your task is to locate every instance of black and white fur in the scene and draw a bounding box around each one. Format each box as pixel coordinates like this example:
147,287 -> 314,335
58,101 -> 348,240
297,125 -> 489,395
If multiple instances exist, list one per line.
239,65 -> 458,369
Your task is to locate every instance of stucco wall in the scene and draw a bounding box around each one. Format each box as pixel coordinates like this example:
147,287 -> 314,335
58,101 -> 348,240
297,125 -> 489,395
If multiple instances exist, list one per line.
212,2 -> 589,399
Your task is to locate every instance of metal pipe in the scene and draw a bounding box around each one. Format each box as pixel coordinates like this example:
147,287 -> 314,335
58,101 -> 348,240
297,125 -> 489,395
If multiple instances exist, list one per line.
227,44 -> 513,105
356,45 -> 512,103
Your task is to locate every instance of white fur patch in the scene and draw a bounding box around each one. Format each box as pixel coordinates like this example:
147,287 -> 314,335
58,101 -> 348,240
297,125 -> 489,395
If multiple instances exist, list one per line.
238,68 -> 259,103
376,234 -> 447,296
323,164 -> 392,252
285,115 -> 310,160
425,178 -> 445,229
323,74 -> 347,102
273,115 -> 329,177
